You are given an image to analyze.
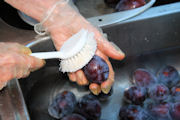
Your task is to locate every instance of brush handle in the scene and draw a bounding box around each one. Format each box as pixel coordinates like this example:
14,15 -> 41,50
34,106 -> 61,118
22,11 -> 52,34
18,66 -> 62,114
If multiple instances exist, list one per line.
30,51 -> 63,59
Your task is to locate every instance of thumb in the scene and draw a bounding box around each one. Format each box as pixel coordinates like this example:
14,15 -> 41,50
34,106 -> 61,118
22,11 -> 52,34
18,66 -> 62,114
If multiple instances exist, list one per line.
93,28 -> 125,60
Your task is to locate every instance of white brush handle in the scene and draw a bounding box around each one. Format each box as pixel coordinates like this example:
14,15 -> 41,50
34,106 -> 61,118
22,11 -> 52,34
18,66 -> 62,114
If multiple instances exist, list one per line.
30,51 -> 63,59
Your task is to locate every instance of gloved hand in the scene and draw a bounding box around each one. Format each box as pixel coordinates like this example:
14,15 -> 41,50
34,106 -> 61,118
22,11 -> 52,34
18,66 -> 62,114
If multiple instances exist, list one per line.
0,42 -> 45,90
5,0 -> 125,95
40,1 -> 125,95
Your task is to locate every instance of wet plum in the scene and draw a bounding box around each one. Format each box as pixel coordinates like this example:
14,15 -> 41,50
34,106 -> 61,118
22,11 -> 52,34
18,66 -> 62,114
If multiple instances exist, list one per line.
148,84 -> 169,102
171,86 -> 180,102
157,66 -> 180,88
61,114 -> 86,120
149,103 -> 172,120
83,55 -> 109,84
48,91 -> 77,119
133,68 -> 157,87
170,102 -> 180,120
124,86 -> 147,105
76,94 -> 101,120
119,105 -> 153,120
115,0 -> 146,11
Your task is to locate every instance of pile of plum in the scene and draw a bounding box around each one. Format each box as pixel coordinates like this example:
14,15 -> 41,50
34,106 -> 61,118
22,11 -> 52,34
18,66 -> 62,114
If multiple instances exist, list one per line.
119,66 -> 180,120
104,0 -> 146,11
48,91 -> 102,120
48,55 -> 113,120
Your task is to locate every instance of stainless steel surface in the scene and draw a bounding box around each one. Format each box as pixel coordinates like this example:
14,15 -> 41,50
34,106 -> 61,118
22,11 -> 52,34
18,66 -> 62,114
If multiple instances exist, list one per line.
89,2 -> 180,27
0,19 -> 36,45
0,79 -> 30,120
20,39 -> 180,120
86,0 -> 155,27
0,2 -> 180,120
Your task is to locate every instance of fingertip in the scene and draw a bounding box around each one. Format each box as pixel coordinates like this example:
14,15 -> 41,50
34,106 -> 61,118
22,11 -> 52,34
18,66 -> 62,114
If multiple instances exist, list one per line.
29,57 -> 45,72
68,73 -> 77,82
89,83 -> 101,95
76,70 -> 89,86
37,59 -> 46,69
101,79 -> 114,94
96,34 -> 125,60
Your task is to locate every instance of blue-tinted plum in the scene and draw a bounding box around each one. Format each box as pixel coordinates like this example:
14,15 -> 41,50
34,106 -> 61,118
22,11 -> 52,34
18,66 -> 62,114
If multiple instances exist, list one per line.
61,114 -> 86,120
133,69 -> 157,87
119,105 -> 154,120
48,91 -> 77,119
83,55 -> 109,84
170,102 -> 180,120
76,94 -> 101,120
149,103 -> 172,120
115,0 -> 146,11
148,84 -> 169,102
157,66 -> 180,88
124,86 -> 147,105
171,86 -> 180,102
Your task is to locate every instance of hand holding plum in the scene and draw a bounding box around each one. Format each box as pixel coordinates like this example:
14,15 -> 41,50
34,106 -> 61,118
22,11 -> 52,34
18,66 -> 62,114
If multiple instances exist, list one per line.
5,0 -> 125,95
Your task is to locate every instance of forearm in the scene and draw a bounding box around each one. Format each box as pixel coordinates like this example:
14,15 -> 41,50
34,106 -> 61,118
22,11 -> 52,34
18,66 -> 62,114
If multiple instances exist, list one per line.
5,0 -> 59,21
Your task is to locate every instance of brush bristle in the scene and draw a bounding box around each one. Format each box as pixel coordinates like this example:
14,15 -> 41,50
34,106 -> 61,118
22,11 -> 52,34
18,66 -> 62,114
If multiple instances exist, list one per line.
60,36 -> 97,73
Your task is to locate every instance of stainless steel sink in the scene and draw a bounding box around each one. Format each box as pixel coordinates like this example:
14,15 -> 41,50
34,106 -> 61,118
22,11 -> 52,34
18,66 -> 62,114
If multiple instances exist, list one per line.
0,2 -> 180,120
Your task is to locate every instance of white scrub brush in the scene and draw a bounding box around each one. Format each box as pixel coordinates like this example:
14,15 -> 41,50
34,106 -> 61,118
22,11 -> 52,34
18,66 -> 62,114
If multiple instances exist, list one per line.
30,29 -> 97,72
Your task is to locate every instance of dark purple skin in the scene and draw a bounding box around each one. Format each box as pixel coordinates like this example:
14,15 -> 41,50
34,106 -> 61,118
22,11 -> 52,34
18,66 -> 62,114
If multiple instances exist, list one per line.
119,105 -> 154,120
133,68 -> 157,87
61,114 -> 86,120
157,66 -> 180,88
76,94 -> 101,120
124,86 -> 147,105
148,84 -> 169,102
171,86 -> 180,102
115,0 -> 146,11
83,55 -> 109,84
170,102 -> 180,120
149,103 -> 172,120
48,91 -> 77,119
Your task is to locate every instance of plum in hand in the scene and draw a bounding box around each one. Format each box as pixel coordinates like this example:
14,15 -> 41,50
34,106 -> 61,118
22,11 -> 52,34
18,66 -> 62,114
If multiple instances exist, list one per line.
61,114 -> 86,120
157,66 -> 180,88
124,86 -> 147,105
133,68 -> 157,87
76,94 -> 101,120
115,0 -> 146,11
48,91 -> 77,119
83,55 -> 109,84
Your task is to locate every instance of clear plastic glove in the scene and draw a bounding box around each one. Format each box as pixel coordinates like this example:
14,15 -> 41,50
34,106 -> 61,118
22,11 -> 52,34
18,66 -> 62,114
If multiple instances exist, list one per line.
0,42 -> 45,90
40,1 -> 125,95
5,0 -> 125,95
